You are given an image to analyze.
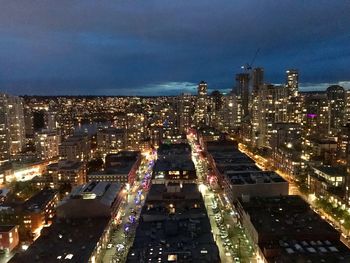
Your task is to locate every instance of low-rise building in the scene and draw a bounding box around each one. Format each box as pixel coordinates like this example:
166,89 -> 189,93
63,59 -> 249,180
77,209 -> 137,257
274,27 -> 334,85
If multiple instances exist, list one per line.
9,217 -> 110,263
0,188 -> 58,242
225,170 -> 288,200
88,151 -> 141,185
57,181 -> 123,219
153,143 -> 196,184
21,188 -> 58,239
0,225 -> 19,253
48,160 -> 86,189
127,183 -> 220,263
308,165 -> 347,198
236,195 -> 350,263
152,158 -> 197,183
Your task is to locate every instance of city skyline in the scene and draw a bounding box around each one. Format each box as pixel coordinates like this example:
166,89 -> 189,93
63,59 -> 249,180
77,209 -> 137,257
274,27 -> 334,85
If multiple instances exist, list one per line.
2,2 -> 350,262
0,1 -> 350,95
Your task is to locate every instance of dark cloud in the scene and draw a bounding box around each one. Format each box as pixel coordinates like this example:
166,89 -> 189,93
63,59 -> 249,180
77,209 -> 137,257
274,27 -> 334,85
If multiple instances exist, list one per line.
0,0 -> 350,95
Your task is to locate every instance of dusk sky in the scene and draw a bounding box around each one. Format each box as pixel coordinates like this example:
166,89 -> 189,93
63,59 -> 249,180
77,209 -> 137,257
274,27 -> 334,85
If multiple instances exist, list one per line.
0,1 -> 350,95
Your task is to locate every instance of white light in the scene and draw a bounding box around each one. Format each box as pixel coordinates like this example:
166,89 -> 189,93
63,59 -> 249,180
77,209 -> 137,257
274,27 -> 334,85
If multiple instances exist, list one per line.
22,244 -> 29,250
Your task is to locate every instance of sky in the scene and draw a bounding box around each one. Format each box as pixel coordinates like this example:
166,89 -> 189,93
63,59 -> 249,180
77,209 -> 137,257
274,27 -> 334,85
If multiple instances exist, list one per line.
0,0 -> 350,96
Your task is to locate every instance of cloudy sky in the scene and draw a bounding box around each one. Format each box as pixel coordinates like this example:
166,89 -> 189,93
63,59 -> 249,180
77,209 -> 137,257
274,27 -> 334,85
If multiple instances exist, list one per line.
0,0 -> 349,95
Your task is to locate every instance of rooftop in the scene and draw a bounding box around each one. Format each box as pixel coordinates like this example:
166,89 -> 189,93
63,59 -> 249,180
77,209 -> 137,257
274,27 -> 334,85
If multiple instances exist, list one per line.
270,239 -> 350,263
239,195 -> 340,243
313,165 -> 347,177
206,140 -> 238,152
157,143 -> 191,156
226,171 -> 286,185
0,225 -> 17,233
10,217 -> 109,263
127,183 -> 220,263
153,158 -> 195,172
61,181 -> 121,206
23,188 -> 58,212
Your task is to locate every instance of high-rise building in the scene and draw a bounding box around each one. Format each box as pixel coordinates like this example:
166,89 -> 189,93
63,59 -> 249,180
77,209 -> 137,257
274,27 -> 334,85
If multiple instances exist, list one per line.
195,81 -> 208,127
45,110 -> 57,131
0,95 -> 10,164
126,112 -> 145,150
59,133 -> 91,162
286,69 -> 299,98
302,92 -> 330,161
235,73 -> 250,117
0,93 -> 25,163
345,90 -> 350,125
23,106 -> 34,138
6,95 -> 26,155
327,85 -> 346,135
251,67 -> 264,93
177,93 -> 193,133
250,84 -> 280,148
220,93 -> 238,132
97,127 -> 127,154
35,130 -> 61,160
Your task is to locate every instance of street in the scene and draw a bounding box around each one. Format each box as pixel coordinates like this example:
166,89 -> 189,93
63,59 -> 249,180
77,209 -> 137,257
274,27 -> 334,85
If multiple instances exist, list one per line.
100,153 -> 155,263
188,134 -> 256,263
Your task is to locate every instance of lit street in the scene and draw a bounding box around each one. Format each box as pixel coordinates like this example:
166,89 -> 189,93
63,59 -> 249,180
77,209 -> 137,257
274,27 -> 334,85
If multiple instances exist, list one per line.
188,134 -> 256,263
100,154 -> 155,263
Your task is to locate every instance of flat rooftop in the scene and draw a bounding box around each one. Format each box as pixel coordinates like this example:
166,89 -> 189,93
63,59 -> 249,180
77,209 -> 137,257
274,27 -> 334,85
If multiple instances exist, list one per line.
239,195 -> 340,243
269,239 -> 350,263
226,171 -> 286,185
206,140 -> 238,152
10,217 -> 110,263
60,181 -> 121,207
145,183 -> 202,203
127,183 -> 220,263
104,161 -> 134,174
218,163 -> 260,174
208,147 -> 255,166
313,165 -> 347,177
0,225 -> 16,232
23,188 -> 57,212
153,158 -> 195,172
157,143 -> 191,156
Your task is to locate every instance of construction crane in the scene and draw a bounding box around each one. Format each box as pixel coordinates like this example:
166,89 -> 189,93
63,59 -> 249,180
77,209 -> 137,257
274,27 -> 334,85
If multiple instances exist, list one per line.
241,48 -> 260,72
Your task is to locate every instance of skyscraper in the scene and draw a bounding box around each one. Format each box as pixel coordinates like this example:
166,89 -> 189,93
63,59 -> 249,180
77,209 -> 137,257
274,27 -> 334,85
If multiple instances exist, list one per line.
178,93 -> 193,133
195,81 -> 208,127
0,94 -> 10,164
0,93 -> 25,163
252,67 -> 264,93
327,85 -> 346,135
286,69 -> 299,98
235,73 -> 250,117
